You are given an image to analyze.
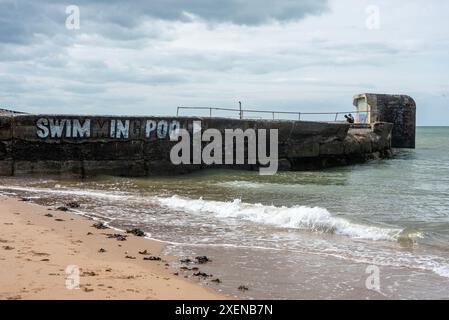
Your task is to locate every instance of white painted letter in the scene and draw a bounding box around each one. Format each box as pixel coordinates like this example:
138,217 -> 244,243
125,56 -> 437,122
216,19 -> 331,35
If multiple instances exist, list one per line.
73,119 -> 91,138
49,119 -> 67,138
65,120 -> 72,138
169,120 -> 181,140
116,120 -> 129,139
157,120 -> 168,139
110,120 -> 116,138
145,120 -> 157,138
36,118 -> 49,138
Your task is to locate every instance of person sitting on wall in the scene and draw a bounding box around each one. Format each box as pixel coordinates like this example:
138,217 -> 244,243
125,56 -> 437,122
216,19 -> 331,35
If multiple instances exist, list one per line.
344,114 -> 355,124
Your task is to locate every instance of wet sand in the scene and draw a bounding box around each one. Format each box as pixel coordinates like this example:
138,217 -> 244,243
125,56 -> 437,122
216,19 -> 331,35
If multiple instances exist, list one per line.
0,196 -> 226,300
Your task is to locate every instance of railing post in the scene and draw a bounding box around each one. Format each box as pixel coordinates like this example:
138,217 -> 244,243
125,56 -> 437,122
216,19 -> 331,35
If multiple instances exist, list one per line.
239,101 -> 243,119
335,113 -> 338,121
177,107 -> 179,116
298,112 -> 301,120
272,112 -> 275,120
210,108 -> 212,118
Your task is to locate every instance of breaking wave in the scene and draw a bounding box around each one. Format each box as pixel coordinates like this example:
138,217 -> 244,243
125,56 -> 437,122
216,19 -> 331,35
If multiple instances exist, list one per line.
0,184 -> 406,241
156,196 -> 403,241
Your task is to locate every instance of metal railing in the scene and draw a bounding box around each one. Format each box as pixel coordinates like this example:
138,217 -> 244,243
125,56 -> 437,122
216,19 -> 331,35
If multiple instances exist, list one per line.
176,106 -> 371,122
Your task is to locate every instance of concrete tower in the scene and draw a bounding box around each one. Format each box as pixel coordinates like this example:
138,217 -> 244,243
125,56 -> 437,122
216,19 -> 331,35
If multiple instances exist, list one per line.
353,93 -> 416,148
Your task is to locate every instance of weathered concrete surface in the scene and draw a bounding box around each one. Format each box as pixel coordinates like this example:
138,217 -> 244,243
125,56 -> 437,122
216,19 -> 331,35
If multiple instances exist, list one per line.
353,93 -> 416,148
288,122 -> 392,170
0,114 -> 392,177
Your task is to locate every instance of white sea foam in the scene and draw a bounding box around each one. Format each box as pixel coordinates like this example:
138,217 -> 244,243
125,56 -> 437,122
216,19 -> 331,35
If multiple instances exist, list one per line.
156,195 -> 403,241
218,181 -> 273,189
218,180 -> 304,191
0,185 -> 130,200
432,265 -> 449,278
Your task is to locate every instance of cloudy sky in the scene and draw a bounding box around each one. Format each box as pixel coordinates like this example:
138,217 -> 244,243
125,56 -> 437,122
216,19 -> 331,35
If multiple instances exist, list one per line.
0,0 -> 448,125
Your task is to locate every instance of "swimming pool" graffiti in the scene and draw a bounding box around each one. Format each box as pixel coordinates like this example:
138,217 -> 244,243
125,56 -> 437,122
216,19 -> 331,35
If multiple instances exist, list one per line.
35,118 -> 181,140
34,117 -> 279,175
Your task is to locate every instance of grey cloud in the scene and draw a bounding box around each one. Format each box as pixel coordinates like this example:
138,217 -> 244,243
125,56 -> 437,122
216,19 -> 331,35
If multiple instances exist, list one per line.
0,0 -> 328,44
80,0 -> 329,25
0,0 -> 62,44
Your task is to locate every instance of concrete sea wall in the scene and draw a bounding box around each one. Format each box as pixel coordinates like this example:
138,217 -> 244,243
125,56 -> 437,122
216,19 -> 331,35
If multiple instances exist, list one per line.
0,114 -> 392,177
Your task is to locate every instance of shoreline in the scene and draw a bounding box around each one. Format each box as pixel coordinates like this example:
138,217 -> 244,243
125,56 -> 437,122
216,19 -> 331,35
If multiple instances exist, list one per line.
0,195 -> 227,300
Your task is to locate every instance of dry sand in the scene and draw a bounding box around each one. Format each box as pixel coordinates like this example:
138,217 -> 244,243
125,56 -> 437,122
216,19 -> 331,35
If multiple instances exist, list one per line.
0,196 -> 226,300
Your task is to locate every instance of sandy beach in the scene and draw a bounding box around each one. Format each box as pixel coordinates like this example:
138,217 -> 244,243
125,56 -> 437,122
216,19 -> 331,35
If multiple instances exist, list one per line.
0,195 -> 225,300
